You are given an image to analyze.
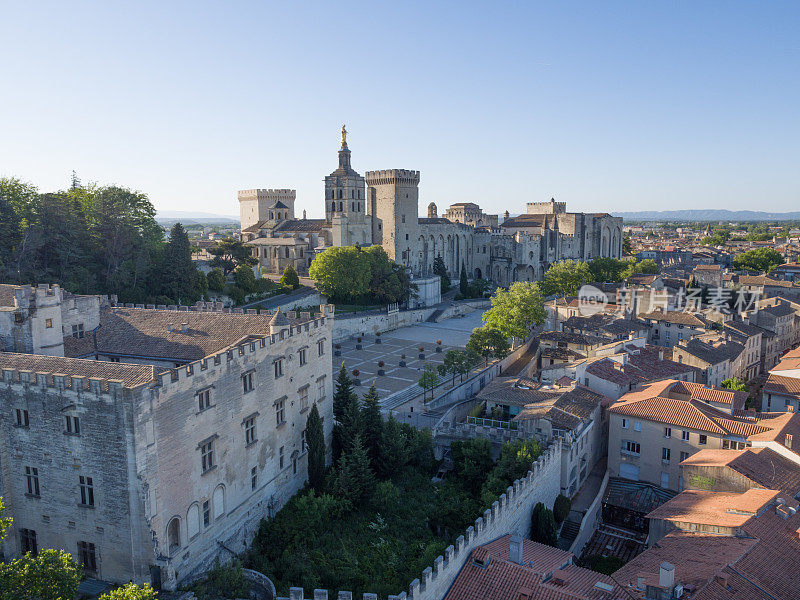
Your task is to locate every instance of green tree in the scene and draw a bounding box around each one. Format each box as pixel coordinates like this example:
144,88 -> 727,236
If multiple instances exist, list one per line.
207,267 -> 225,292
0,497 -> 11,539
534,507 -> 558,546
480,439 -> 542,506
450,438 -> 494,498
233,264 -> 257,294
459,262 -> 469,296
334,435 -> 375,504
418,364 -> 440,400
309,245 -> 371,302
332,365 -> 362,465
161,222 -> 202,303
588,257 -> 629,283
530,502 -> 544,538
622,233 -> 632,255
721,377 -> 747,391
482,282 -> 545,346
540,260 -> 592,297
733,248 -> 783,273
376,415 -> 411,479
440,349 -> 466,386
280,264 -> 301,290
306,403 -> 326,493
466,326 -> 510,366
209,237 -> 257,275
433,255 -> 450,292
100,583 -> 159,600
0,549 -> 83,600
361,384 -> 384,473
333,363 -> 355,422
553,494 -> 571,523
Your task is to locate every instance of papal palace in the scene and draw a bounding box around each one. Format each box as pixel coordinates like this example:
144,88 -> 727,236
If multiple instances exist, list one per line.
240,126 -> 623,285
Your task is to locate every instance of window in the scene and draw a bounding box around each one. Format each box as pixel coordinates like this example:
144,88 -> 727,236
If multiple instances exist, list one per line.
301,429 -> 307,452
682,430 -> 690,441
201,440 -> 215,473
65,415 -> 80,435
77,541 -> 97,573
15,408 -> 29,428
242,371 -> 254,393
20,529 -> 37,555
72,323 -> 85,339
634,421 -> 642,432
79,476 -> 94,507
44,318 -> 53,329
661,471 -> 670,488
317,376 -> 326,402
25,466 -> 40,497
293,454 -> 297,475
202,500 -> 210,527
251,466 -> 258,491
213,485 -> 225,519
244,416 -> 257,446
318,340 -> 325,356
198,389 -> 212,412
662,448 -> 671,463
680,451 -> 690,462
402,215 -> 406,224
275,398 -> 285,426
274,359 -> 284,378
621,418 -> 629,429
279,446 -> 285,469
299,386 -> 309,412
187,504 -> 200,539
699,434 -> 707,445
664,427 -> 671,438
621,440 -> 640,455
298,349 -> 306,366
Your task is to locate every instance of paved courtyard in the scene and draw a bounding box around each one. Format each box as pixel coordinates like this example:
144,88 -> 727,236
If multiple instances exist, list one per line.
333,309 -> 486,398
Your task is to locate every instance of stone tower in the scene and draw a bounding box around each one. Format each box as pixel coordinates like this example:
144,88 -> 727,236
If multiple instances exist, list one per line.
365,169 -> 421,270
324,126 -> 372,246
238,189 -> 296,231
428,202 -> 438,218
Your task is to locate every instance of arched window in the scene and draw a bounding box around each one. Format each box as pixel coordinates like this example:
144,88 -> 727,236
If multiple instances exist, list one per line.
213,485 -> 225,520
167,517 -> 181,555
351,189 -> 354,198
187,504 -> 200,539
338,202 -> 343,211
351,202 -> 355,211
338,189 -> 342,199
269,212 -> 274,220
331,201 -> 336,212
357,202 -> 361,211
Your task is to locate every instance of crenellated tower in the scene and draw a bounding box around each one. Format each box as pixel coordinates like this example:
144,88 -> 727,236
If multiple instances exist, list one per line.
365,168 -> 421,271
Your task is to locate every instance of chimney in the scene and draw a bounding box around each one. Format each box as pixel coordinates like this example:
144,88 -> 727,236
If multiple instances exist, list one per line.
714,572 -> 729,587
659,562 -> 675,589
509,535 -> 523,565
303,209 -> 307,219
658,349 -> 664,361
167,323 -> 174,332
788,405 -> 795,413
180,322 -> 189,333
786,434 -> 793,449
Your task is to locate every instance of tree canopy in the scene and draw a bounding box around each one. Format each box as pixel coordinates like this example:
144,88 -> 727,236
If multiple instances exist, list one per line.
733,248 -> 783,273
482,282 -> 546,343
540,260 -> 592,297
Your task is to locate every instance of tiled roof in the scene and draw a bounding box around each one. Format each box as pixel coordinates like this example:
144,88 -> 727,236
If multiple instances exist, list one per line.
274,218 -> 328,232
669,380 -> 748,409
514,386 -> 607,431
500,215 -> 544,228
645,488 -> 780,527
0,284 -> 19,307
694,264 -> 722,271
417,218 -> 453,225
764,373 -> 800,397
586,347 -> 698,388
64,307 -> 303,362
639,310 -> 705,327
738,275 -> 793,288
761,302 -> 796,317
674,337 -> 744,366
481,535 -> 572,576
0,352 -> 156,388
539,331 -> 606,346
772,356 -> 800,372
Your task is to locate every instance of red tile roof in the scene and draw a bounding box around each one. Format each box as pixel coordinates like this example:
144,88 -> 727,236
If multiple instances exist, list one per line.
645,489 -> 780,528
764,373 -> 800,397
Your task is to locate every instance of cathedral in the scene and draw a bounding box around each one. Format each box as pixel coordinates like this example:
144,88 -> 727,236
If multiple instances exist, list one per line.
239,127 -> 623,287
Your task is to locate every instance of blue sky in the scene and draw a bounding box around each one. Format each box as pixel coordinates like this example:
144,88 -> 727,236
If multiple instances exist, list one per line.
1,1 -> 798,217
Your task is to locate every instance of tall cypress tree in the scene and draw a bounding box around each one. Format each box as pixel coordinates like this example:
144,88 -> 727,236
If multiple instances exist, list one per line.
333,362 -> 354,422
460,262 -> 469,296
306,403 -> 326,492
361,384 -> 383,474
162,222 -> 198,303
334,434 -> 375,504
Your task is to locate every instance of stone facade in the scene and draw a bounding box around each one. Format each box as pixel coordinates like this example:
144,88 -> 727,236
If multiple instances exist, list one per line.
0,289 -> 334,590
241,130 -> 623,289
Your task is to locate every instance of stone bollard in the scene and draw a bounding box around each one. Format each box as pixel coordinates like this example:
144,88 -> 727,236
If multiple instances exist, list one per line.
289,588 -> 304,600
314,591 -> 329,600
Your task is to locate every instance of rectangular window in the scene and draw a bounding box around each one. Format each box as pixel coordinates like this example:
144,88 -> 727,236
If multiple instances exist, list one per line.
298,349 -> 307,366
201,441 -> 215,472
318,340 -> 325,356
621,418 -> 628,429
317,376 -> 326,402
682,430 -> 690,441
65,415 -> 80,435
25,466 -> 40,497
634,421 -> 642,432
662,448 -> 671,463
45,318 -> 53,328
279,446 -> 285,469
275,399 -> 285,426
72,323 -> 85,339
299,386 -> 309,412
198,389 -> 212,412
664,427 -> 671,438
79,476 -> 94,507
293,455 -> 297,475
621,440 -> 641,455
274,359 -> 284,378
680,451 -> 690,462
242,371 -> 254,393
699,434 -> 707,445
77,541 -> 97,573
15,408 -> 29,428
251,466 -> 258,491
20,528 -> 37,555
244,416 -> 257,446
202,500 -> 210,527
301,429 -> 307,452
661,471 -> 670,488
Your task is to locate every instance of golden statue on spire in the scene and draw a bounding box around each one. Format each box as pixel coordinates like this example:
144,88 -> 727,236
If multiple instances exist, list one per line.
341,124 -> 348,148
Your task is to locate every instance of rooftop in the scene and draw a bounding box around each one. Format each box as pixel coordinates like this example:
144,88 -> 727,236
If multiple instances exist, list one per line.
0,352 -> 156,388
639,310 -> 706,327
645,488 -> 780,528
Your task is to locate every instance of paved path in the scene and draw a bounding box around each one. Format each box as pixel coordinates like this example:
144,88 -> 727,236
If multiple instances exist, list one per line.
570,457 -> 607,514
241,287 -> 318,310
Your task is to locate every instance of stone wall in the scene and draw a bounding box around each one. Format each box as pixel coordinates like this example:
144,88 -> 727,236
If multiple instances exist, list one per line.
332,307 -> 437,342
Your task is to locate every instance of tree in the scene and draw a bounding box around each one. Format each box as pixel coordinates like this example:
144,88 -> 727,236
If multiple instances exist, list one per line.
209,237 -> 257,276
161,222 -> 203,303
440,349 -> 466,386
333,363 -> 355,422
622,233 -> 632,256
534,507 -> 558,546
418,364 -> 440,400
733,248 -> 783,273
588,257 -> 628,283
459,263 -> 469,296
433,255 -> 450,292
450,438 -> 494,498
280,264 -> 300,290
482,282 -> 546,345
376,415 -> 410,479
334,435 -> 375,504
0,549 -> 83,600
99,583 -> 159,600
540,260 -> 592,297
207,268 -> 225,292
480,439 -> 541,506
530,501 -> 544,538
553,494 -> 571,523
233,264 -> 257,294
467,326 -> 510,366
306,403 -> 326,493
361,384 -> 383,473
0,497 -> 10,540
721,377 -> 747,391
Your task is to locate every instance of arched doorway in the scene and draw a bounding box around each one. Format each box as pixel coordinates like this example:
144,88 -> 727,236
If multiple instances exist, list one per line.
167,517 -> 181,555
474,267 -> 482,279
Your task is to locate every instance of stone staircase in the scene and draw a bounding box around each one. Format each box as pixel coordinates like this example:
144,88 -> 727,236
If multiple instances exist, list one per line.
557,517 -> 581,551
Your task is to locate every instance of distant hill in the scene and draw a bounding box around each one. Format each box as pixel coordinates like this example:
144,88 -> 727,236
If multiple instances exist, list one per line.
156,210 -> 238,226
612,209 -> 800,222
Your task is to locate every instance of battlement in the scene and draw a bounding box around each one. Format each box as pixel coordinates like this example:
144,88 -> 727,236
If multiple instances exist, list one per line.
364,169 -> 420,186
238,189 -> 296,201
3,283 -> 63,308
526,199 -> 567,215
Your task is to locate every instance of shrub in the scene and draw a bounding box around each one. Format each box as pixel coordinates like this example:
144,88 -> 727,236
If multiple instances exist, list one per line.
553,494 -> 571,523
436,339 -> 442,345
100,583 -> 158,600
352,369 -> 360,377
378,361 -> 385,368
188,559 -> 249,600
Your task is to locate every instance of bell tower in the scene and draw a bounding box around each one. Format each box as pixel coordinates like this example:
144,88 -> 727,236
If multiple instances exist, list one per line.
324,125 -> 371,246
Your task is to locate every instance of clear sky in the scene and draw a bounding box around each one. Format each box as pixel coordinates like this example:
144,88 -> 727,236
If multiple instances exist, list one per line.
2,1 -> 798,218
